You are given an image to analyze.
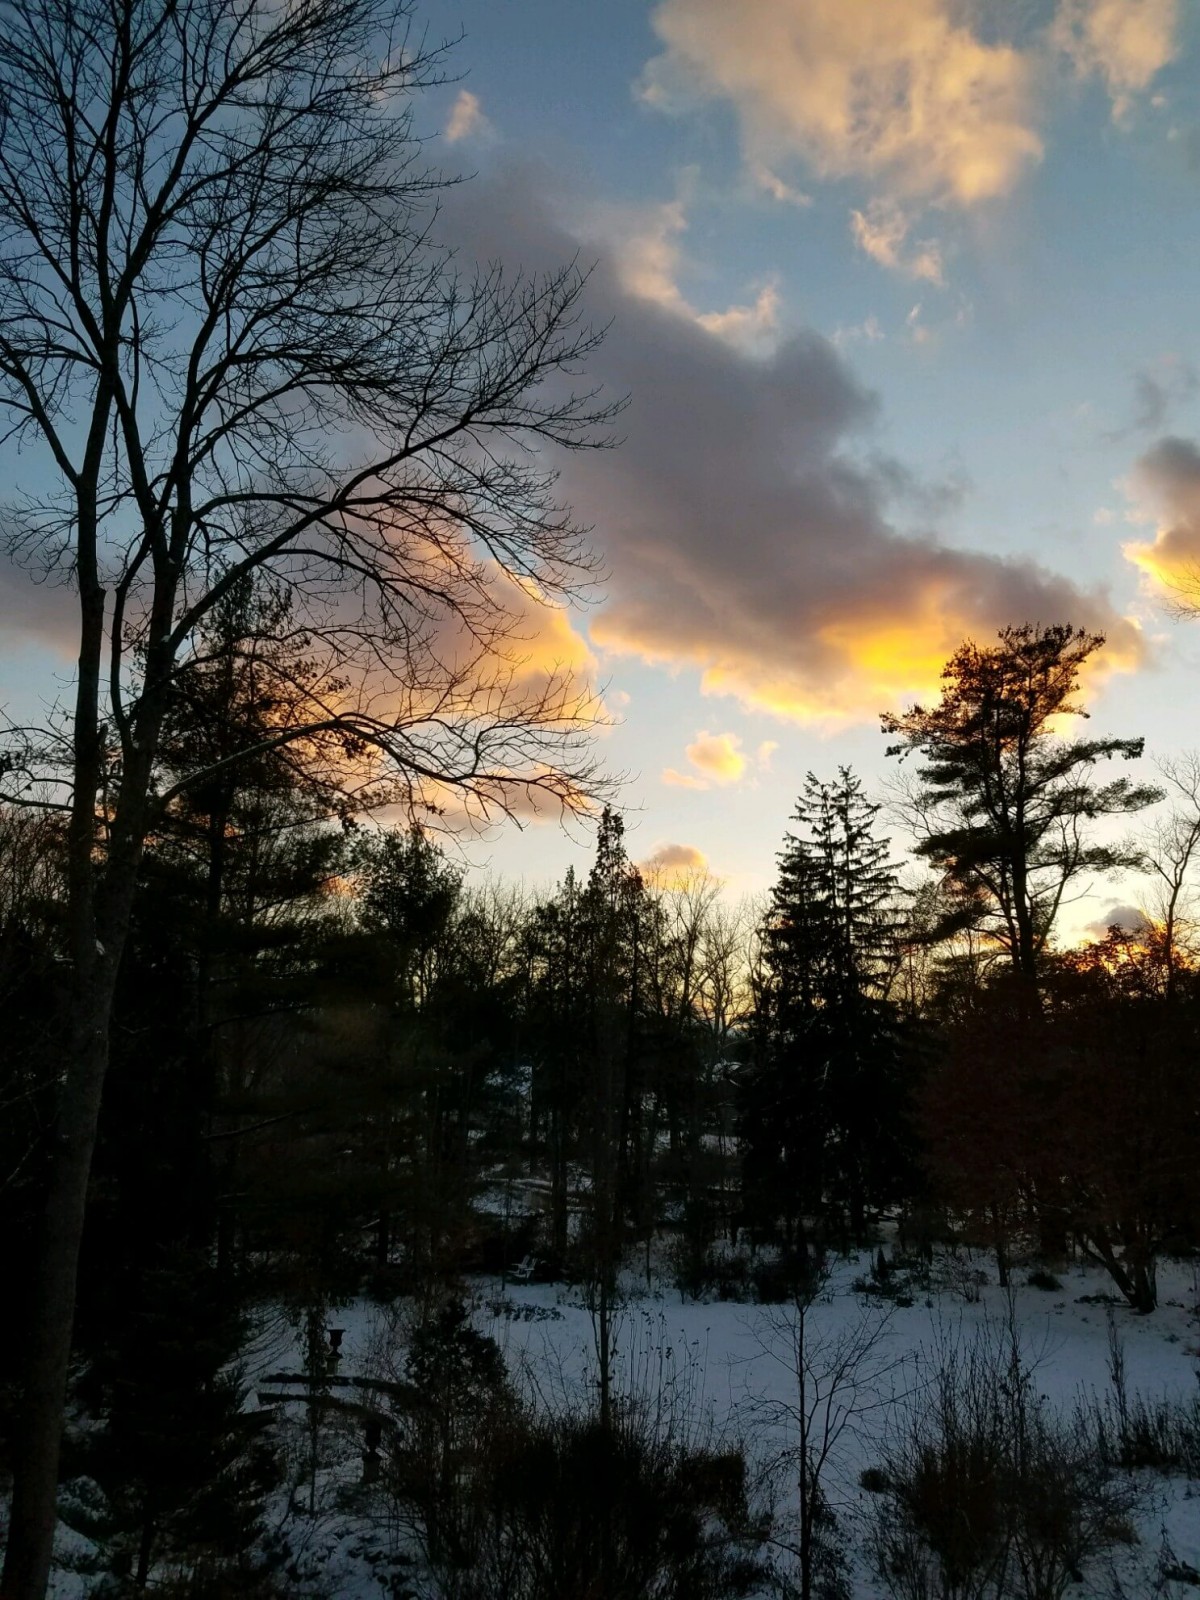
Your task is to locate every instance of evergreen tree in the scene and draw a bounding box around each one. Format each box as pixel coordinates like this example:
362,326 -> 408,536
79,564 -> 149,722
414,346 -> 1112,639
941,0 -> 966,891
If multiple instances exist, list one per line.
742,770 -> 914,1246
68,1250 -> 279,1596
882,624 -> 1159,994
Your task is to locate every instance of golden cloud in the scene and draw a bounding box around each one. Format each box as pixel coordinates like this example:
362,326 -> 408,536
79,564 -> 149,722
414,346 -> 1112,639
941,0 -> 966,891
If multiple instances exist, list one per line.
1124,436 -> 1200,597
595,568 -> 1144,727
662,766 -> 709,790
641,0 -> 1043,207
685,730 -> 747,783
1054,0 -> 1180,120
639,840 -> 712,888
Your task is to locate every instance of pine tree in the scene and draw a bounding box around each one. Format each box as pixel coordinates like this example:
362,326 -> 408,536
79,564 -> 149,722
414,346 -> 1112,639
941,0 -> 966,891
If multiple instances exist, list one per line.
68,1249 -> 279,1595
882,624 -> 1159,994
742,770 -> 914,1247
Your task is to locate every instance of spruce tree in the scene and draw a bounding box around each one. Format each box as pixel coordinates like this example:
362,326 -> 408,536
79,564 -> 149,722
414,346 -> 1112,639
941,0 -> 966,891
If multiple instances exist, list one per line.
742,770 -> 914,1247
67,1250 -> 279,1596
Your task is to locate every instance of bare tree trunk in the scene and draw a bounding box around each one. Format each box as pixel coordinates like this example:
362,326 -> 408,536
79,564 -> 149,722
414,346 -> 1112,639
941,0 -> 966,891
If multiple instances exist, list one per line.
3,497 -> 118,1598
4,982 -> 113,1600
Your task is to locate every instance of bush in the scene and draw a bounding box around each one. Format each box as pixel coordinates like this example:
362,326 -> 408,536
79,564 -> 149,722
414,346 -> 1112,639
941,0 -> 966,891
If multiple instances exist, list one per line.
465,1411 -> 770,1599
386,1400 -> 771,1598
1095,1390 -> 1200,1475
666,1238 -> 751,1304
1095,1313 -> 1200,1476
872,1318 -> 1137,1600
853,1250 -> 923,1307
751,1257 -> 794,1304
372,1299 -> 773,1598
1027,1269 -> 1063,1292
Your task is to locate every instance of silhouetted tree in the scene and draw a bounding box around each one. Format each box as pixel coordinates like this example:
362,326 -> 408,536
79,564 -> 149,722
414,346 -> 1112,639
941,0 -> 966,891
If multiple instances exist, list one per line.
882,625 -> 1159,996
0,0 -> 613,1581
742,771 -> 915,1248
68,1250 -> 278,1595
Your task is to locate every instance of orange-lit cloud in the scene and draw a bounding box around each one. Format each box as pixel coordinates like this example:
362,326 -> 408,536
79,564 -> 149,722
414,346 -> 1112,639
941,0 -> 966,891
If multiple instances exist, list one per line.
662,767 -> 708,790
664,731 -> 778,788
1054,0 -> 1180,122
1124,436 -> 1200,597
640,0 -> 1043,208
850,201 -> 944,285
433,168 -> 1150,734
640,840 -> 711,887
498,575 -> 599,687
593,537 -> 1143,726
685,730 -> 747,783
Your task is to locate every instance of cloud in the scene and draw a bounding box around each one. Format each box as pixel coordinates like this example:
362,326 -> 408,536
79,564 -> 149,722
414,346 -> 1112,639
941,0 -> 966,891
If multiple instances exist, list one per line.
0,550 -> 76,654
832,314 -> 885,348
850,200 -> 945,285
639,840 -> 711,886
1054,0 -> 1180,122
640,0 -> 1044,208
750,164 -> 812,207
1124,435 -> 1200,595
499,577 -> 599,686
605,197 -> 691,313
695,283 -> 781,350
1107,355 -> 1198,440
445,89 -> 493,145
662,766 -> 709,789
685,729 -> 747,782
601,195 -> 781,350
757,739 -> 779,770
1084,902 -> 1153,938
662,729 -> 748,789
414,165 -> 1150,727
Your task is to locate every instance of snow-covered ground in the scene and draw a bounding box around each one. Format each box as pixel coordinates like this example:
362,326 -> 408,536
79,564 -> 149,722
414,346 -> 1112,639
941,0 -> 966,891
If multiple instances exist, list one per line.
48,1249 -> 1200,1597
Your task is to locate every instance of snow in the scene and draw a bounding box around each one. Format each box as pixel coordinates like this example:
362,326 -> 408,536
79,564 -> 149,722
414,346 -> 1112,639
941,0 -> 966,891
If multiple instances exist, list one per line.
43,1249 -> 1200,1597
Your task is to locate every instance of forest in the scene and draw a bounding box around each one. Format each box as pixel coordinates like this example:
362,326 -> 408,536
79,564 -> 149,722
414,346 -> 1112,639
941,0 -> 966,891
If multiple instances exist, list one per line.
1,0 -> 1199,1595
4,610 -> 1200,1598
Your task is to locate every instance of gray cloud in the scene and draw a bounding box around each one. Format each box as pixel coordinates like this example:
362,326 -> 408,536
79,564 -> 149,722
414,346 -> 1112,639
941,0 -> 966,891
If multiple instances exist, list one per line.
441,163 -> 1143,722
1105,358 -> 1199,442
0,545 -> 75,654
2,161 -> 1146,724
1084,903 -> 1152,939
1126,435 -> 1200,595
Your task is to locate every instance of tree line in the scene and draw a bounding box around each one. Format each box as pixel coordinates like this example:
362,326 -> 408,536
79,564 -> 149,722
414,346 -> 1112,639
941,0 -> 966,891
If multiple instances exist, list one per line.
0,0 -> 1198,1589
4,603 -> 1200,1591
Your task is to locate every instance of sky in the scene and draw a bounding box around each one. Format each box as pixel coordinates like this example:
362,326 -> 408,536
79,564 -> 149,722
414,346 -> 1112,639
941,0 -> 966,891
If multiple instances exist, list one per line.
5,0 -> 1200,927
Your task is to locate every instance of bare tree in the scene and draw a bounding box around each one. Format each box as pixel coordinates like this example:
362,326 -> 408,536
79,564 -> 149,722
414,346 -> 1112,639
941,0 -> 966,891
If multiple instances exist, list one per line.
0,0 -> 616,1588
1139,752 -> 1200,996
745,1261 -> 903,1600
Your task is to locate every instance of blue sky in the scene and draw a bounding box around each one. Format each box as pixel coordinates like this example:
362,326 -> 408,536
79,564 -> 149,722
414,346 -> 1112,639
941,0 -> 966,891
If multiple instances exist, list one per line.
5,0 -> 1200,930
393,0 -> 1200,922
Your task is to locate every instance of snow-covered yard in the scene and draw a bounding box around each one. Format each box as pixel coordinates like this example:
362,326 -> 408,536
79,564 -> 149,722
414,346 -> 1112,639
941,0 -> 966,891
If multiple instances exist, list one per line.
107,1248 -> 1192,1600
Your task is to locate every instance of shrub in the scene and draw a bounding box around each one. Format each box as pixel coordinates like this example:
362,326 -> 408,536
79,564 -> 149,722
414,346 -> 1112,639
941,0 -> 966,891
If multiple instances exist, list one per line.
466,1411 -> 770,1599
374,1299 -> 773,1598
1027,1269 -> 1062,1292
872,1318 -> 1137,1600
666,1238 -> 751,1304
